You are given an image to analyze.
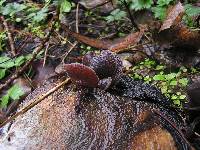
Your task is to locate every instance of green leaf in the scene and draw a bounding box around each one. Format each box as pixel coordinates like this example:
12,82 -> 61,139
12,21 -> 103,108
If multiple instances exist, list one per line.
60,0 -> 71,13
171,95 -> 177,100
161,86 -> 168,93
8,84 -> 24,100
111,9 -> 120,15
0,31 -> 6,51
15,18 -> 22,22
0,0 -> 6,6
144,59 -> 156,67
153,74 -> 165,81
0,56 -> 27,68
179,78 -> 188,86
15,56 -> 25,66
0,69 -> 6,79
152,6 -> 167,20
105,15 -> 115,23
32,8 -> 48,23
155,65 -> 165,70
173,99 -> 180,106
0,94 -> 9,108
114,10 -> 126,20
1,3 -> 27,16
130,0 -> 153,10
25,54 -> 33,60
157,0 -> 173,7
0,56 -> 15,68
165,73 -> 176,81
170,80 -> 177,86
179,95 -> 186,100
106,9 -> 126,22
185,4 -> 200,17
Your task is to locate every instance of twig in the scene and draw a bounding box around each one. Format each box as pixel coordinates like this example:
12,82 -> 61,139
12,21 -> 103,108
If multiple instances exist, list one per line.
120,0 -> 139,31
61,41 -> 78,63
61,3 -> 80,62
76,3 -> 80,33
0,78 -> 71,128
43,42 -> 50,66
0,23 -> 54,92
0,16 -> 16,56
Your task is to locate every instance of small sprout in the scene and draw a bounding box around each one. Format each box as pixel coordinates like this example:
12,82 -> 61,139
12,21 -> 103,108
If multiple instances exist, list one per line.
180,66 -> 187,73
170,80 -> 177,86
179,95 -> 186,100
155,65 -> 165,70
161,86 -> 168,94
174,99 -> 181,106
129,58 -> 190,106
153,74 -> 165,81
165,73 -> 176,81
179,78 -> 188,87
171,94 -> 178,100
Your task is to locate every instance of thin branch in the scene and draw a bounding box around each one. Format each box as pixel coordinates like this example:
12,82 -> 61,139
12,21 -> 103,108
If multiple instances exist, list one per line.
61,3 -> 80,62
76,3 -> 80,33
0,78 -> 71,128
43,42 -> 50,66
61,41 -> 78,63
120,0 -> 139,31
0,23 -> 54,92
0,16 -> 16,56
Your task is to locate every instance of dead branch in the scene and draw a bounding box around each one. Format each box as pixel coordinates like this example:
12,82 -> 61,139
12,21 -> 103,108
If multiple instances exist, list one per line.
61,23 -> 145,53
0,16 -> 16,56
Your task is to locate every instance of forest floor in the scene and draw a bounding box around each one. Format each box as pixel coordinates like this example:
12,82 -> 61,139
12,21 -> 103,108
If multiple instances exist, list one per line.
0,0 -> 200,147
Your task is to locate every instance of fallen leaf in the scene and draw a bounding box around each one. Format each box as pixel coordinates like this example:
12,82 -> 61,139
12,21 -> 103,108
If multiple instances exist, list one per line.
62,24 -> 145,53
159,2 -> 184,32
109,26 -> 145,52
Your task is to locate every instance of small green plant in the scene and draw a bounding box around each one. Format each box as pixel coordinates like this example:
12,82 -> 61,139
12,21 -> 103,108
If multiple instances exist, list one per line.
129,58 -> 191,107
105,8 -> 127,23
0,55 -> 31,79
0,83 -> 24,108
0,0 -> 72,27
58,0 -> 72,19
183,4 -> 200,27
0,54 -> 33,108
113,0 -> 199,27
130,0 -> 154,10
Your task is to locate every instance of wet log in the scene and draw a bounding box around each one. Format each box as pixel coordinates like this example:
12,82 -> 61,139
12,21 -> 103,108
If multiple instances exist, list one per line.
0,75 -> 191,149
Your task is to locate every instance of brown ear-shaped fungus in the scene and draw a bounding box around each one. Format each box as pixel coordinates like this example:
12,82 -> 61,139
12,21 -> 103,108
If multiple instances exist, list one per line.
90,50 -> 123,80
63,63 -> 99,88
